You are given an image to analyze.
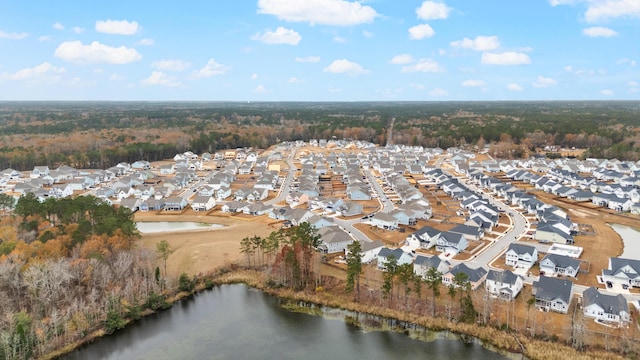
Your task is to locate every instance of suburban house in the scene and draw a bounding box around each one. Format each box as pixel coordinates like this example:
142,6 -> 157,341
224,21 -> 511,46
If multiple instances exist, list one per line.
582,287 -> 631,326
191,195 -> 216,212
376,247 -> 413,270
163,196 -> 188,211
357,240 -> 384,264
449,224 -> 484,241
442,263 -> 487,290
370,213 -> 399,231
539,254 -> 581,278
317,226 -> 353,254
601,257 -> 640,288
436,231 -> 469,255
532,276 -> 574,314
413,255 -> 450,278
534,222 -> 574,245
485,269 -> 524,301
505,243 -> 538,271
405,225 -> 441,249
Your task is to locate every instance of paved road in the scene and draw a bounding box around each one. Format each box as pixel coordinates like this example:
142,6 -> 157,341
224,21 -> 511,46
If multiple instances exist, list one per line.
266,146 -> 297,206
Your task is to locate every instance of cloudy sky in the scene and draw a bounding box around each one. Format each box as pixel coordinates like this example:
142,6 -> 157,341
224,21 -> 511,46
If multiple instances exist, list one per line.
1,0 -> 639,101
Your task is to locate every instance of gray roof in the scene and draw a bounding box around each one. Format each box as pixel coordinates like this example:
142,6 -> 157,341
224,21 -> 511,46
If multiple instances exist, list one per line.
414,255 -> 447,269
603,257 -> 640,279
541,253 -> 580,270
447,263 -> 487,283
487,269 -> 521,285
449,224 -> 482,237
582,287 -> 628,314
507,243 -> 537,256
533,276 -> 573,303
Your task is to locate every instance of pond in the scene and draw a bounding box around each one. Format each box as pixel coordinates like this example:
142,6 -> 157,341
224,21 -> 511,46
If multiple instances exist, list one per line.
136,221 -> 224,234
609,223 -> 640,260
61,285 -> 514,360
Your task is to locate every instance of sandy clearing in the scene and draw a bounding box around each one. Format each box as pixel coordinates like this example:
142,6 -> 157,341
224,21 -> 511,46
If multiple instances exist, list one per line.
135,212 -> 277,277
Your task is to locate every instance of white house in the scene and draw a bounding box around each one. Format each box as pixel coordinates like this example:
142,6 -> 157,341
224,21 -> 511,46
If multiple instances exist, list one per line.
376,247 -> 413,270
505,243 -> 538,271
532,276 -> 574,314
405,225 -> 441,250
485,269 -> 524,301
436,231 -> 468,255
540,254 -> 581,278
582,287 -> 630,327
442,263 -> 487,290
601,257 -> 640,288
191,195 -> 216,212
370,213 -> 399,231
413,255 -> 450,278
317,226 -> 353,254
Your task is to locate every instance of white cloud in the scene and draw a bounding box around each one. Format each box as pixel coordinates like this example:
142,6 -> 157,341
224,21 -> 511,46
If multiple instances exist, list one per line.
323,59 -> 369,76
506,83 -> 524,91
450,35 -> 500,51
408,24 -> 435,40
73,26 -> 85,34
532,75 -> 558,88
288,76 -> 303,83
38,35 -> 50,42
617,58 -> 637,67
362,30 -> 373,38
53,22 -> 64,31
461,79 -> 486,87
583,26 -> 617,37
141,71 -> 181,87
416,1 -> 452,20
564,65 -> 573,72
481,51 -> 531,65
333,35 -> 348,43
138,38 -> 154,46
251,73 -> 258,80
193,59 -> 230,78
55,41 -> 142,64
549,0 -> 578,6
410,83 -> 425,90
389,53 -> 414,65
0,31 -> 28,40
95,19 -> 140,35
253,84 -> 268,93
251,26 -> 301,45
328,86 -> 342,93
628,81 -> 638,87
109,73 -> 125,81
585,0 -> 640,22
401,58 -> 444,73
257,0 -> 379,26
600,89 -> 614,95
8,62 -> 65,81
93,68 -> 103,74
152,59 -> 191,72
295,56 -> 320,62
429,88 -> 448,96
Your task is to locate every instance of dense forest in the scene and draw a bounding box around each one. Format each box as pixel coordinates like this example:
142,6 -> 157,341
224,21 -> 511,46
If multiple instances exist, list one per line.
0,195 -> 166,359
1,101 -> 639,170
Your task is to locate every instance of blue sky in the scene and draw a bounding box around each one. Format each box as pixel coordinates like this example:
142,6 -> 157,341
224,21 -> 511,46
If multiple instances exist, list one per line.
1,0 -> 639,101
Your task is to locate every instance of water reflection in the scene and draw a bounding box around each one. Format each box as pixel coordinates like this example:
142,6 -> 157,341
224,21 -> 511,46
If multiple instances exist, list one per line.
62,285 -> 509,360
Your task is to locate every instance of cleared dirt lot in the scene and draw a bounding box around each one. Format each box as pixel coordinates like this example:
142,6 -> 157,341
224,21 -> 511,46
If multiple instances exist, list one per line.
136,210 -> 277,277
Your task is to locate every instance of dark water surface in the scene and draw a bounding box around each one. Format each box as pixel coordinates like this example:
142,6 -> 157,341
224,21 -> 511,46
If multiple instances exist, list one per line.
62,285 -> 510,360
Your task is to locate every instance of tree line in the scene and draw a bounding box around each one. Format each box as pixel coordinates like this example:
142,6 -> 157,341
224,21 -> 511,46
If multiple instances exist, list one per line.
1,101 -> 639,171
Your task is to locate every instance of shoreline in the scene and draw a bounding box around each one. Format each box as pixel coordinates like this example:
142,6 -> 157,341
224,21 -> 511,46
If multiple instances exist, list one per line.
44,267 -> 627,360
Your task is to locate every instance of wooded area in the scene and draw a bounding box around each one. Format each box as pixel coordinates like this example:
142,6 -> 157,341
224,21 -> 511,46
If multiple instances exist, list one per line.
1,101 -> 639,171
0,195 -> 168,359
